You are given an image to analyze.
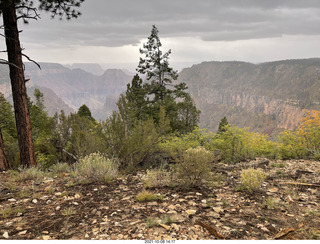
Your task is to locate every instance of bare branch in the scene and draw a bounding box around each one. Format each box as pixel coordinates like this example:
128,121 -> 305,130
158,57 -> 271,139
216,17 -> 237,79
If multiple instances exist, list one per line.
22,53 -> 41,70
0,59 -> 21,69
17,14 -> 39,21
0,32 -> 16,41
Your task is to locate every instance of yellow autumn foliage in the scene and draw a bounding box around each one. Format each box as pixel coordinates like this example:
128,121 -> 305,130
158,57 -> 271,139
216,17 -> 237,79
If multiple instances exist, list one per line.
279,109 -> 320,159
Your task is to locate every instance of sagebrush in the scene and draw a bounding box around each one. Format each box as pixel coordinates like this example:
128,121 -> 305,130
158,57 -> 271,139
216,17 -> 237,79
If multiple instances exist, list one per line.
239,168 -> 266,193
72,152 -> 118,183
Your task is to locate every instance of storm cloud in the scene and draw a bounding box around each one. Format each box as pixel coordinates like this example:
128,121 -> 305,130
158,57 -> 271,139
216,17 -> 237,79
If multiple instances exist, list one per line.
2,0 -> 320,64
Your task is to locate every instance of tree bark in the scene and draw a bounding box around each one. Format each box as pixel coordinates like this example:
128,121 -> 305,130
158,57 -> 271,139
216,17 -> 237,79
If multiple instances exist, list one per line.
0,127 -> 9,171
2,0 -> 36,168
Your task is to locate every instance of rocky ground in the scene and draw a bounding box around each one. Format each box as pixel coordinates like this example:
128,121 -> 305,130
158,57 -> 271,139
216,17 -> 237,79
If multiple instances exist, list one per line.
0,159 -> 320,240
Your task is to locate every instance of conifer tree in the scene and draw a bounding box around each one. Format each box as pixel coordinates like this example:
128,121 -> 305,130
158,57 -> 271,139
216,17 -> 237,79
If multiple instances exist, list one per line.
218,116 -> 229,133
135,25 -> 200,134
125,74 -> 149,122
77,104 -> 95,121
137,25 -> 178,102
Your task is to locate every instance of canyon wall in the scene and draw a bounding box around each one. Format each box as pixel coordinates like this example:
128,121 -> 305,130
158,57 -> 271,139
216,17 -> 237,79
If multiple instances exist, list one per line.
179,59 -> 320,134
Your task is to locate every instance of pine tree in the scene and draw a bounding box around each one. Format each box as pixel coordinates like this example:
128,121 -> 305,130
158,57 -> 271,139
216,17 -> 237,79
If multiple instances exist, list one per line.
135,25 -> 200,134
125,74 -> 149,121
218,116 -> 229,133
77,104 -> 95,121
137,25 -> 178,102
0,0 -> 84,168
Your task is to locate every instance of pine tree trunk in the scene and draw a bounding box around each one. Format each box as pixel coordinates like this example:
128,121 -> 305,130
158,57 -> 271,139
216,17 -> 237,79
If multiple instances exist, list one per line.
0,127 -> 9,171
2,0 -> 36,168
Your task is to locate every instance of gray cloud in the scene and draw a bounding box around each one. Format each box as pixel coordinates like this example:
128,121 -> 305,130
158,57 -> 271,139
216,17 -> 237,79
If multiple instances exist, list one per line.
1,0 -> 320,65
16,0 -> 320,48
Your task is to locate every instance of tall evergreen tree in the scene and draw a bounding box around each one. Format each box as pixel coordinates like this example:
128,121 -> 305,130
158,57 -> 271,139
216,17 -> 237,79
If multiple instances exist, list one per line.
137,25 -> 178,102
135,25 -> 200,134
0,0 -> 84,168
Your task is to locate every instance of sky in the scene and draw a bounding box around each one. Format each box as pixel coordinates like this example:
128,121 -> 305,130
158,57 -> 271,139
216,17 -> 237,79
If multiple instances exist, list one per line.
1,0 -> 320,71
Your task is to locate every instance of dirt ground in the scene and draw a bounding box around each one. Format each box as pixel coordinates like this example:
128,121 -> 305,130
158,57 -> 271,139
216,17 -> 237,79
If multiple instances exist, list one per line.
0,159 -> 319,240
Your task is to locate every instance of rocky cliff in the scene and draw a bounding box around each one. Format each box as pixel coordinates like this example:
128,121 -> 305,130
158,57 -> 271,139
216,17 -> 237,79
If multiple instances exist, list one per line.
24,63 -> 133,120
178,59 -> 320,134
0,65 -> 74,116
3,59 -> 320,133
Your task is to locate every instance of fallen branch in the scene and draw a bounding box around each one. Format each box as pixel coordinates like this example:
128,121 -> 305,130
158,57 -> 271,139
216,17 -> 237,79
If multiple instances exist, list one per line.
278,182 -> 320,188
274,228 -> 296,240
195,220 -> 225,239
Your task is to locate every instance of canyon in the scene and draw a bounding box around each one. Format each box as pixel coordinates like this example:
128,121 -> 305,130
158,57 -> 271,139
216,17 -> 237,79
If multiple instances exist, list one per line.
179,59 -> 320,134
2,58 -> 320,134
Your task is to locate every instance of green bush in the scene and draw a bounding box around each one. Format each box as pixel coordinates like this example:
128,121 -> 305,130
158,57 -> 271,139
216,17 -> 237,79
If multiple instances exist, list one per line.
103,114 -> 159,170
158,127 -> 215,160
2,130 -> 20,168
72,152 -> 118,183
239,168 -> 266,193
278,130 -> 309,159
173,147 -> 213,188
34,133 -> 58,169
213,125 -> 278,163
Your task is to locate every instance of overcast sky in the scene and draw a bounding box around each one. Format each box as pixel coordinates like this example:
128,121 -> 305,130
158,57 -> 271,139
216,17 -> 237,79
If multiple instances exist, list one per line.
2,0 -> 320,70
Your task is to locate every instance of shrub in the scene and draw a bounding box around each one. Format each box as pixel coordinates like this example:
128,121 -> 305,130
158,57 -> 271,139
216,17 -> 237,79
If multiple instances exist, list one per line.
18,167 -> 46,182
278,130 -> 308,159
136,190 -> 164,202
214,125 -> 278,163
158,127 -> 215,160
143,168 -> 172,188
49,163 -> 70,175
34,133 -> 58,169
173,147 -> 213,188
239,168 -> 266,193
72,152 -> 118,183
146,217 -> 159,228
262,197 -> 279,210
103,115 -> 159,170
